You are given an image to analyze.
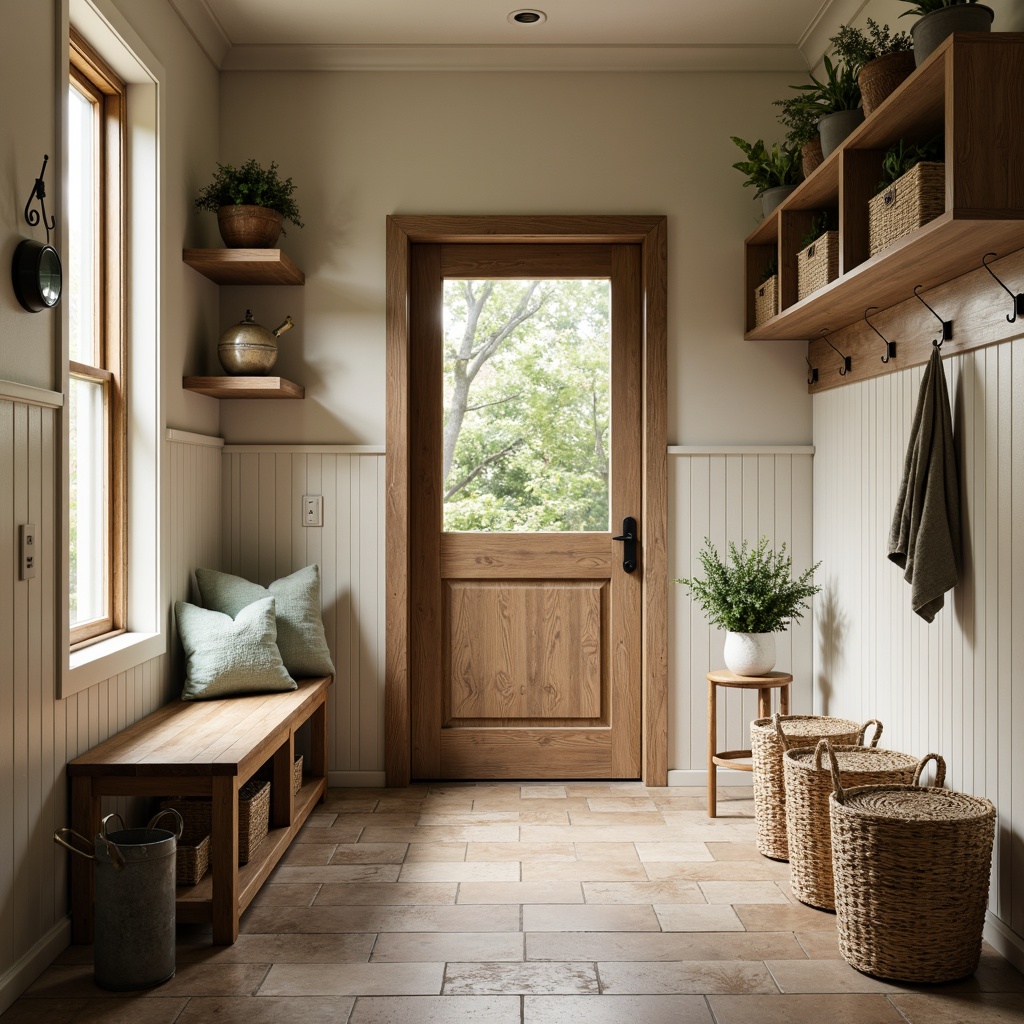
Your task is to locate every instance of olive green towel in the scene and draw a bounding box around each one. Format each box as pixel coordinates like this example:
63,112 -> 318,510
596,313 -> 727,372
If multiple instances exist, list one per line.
887,346 -> 961,622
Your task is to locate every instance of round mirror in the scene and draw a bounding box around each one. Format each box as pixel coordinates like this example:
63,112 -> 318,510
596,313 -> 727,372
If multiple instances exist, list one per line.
12,239 -> 62,312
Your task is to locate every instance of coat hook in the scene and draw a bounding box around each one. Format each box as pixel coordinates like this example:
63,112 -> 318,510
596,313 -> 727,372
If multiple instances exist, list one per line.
806,355 -> 818,386
864,306 -> 896,363
23,154 -> 56,245
913,284 -> 953,348
981,252 -> 1024,324
820,328 -> 850,376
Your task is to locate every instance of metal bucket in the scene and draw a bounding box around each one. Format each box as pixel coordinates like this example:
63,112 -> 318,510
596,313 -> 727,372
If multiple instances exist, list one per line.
55,808 -> 183,990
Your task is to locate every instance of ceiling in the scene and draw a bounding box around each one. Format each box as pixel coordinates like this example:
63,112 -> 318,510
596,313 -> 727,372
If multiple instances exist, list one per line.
169,0 -> 867,71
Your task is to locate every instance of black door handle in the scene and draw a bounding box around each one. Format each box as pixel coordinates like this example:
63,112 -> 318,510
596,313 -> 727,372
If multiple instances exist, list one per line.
613,516 -> 639,573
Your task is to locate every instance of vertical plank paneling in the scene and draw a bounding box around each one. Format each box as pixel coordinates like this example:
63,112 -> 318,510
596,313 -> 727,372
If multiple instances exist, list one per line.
0,402 -> 14,972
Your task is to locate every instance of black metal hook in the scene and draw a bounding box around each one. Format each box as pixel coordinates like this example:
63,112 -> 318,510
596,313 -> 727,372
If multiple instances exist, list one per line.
820,328 -> 850,376
981,252 -> 1024,324
864,307 -> 896,364
23,154 -> 56,244
913,284 -> 953,348
806,355 -> 818,386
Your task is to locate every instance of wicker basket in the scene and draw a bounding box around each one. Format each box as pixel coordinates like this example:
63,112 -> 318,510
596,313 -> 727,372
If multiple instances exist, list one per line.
796,231 -> 839,301
162,778 -> 270,866
783,739 -> 939,910
859,51 -> 916,116
754,275 -> 778,327
829,762 -> 996,983
868,161 -> 945,257
175,834 -> 210,886
293,755 -> 304,795
751,713 -> 882,861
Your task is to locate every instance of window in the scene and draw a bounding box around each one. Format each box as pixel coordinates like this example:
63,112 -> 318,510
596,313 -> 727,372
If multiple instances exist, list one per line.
68,30 -> 126,648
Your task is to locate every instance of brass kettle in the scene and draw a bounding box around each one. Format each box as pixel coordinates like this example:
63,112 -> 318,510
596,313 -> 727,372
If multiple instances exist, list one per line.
218,309 -> 294,375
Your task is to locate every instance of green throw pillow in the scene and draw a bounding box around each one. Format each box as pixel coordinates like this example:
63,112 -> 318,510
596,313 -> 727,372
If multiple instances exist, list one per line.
194,564 -> 335,678
175,598 -> 296,701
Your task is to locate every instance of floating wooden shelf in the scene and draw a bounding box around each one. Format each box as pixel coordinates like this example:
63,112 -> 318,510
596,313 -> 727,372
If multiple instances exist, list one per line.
744,33 -> 1024,341
182,376 -> 304,399
183,248 -> 305,285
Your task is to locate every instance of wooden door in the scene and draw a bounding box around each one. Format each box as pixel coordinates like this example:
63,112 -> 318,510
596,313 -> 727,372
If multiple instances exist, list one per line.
409,242 -> 642,779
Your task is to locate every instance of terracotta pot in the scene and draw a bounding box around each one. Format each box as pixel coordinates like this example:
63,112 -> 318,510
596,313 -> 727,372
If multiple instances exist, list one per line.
911,4 -> 993,66
801,137 -> 824,179
859,51 -> 917,116
216,205 -> 285,248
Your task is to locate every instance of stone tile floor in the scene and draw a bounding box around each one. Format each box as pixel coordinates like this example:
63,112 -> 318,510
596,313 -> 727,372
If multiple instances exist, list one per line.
5,781 -> 1024,1023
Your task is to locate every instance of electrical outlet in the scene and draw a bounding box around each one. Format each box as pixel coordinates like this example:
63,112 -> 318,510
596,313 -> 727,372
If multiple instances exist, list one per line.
302,495 -> 323,528
20,524 -> 37,580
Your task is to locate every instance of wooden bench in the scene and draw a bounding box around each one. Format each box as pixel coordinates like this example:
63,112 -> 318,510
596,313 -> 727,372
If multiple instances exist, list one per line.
68,675 -> 331,945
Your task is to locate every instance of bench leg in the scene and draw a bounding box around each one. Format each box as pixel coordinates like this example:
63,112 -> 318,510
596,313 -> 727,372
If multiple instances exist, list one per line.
272,737 -> 294,828
310,695 -> 328,803
211,775 -> 239,944
70,777 -> 99,944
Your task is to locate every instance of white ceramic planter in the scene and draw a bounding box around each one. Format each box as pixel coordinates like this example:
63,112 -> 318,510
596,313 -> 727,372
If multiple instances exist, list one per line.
724,631 -> 776,676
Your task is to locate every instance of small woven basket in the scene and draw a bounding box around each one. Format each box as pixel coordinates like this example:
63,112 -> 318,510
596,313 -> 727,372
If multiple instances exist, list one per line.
162,777 -> 270,866
796,231 -> 839,301
784,739 -> 940,910
293,754 -> 304,795
175,834 -> 210,886
752,713 -> 882,861
829,760 -> 996,983
754,274 -> 778,327
868,161 -> 945,257
858,51 -> 916,116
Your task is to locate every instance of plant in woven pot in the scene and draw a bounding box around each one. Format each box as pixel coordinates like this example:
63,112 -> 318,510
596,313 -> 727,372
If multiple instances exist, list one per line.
773,95 -> 824,179
729,136 -> 802,219
868,137 -> 944,257
830,19 -> 915,116
676,536 -> 821,676
898,0 -> 994,67
195,158 -> 304,248
789,55 -> 863,159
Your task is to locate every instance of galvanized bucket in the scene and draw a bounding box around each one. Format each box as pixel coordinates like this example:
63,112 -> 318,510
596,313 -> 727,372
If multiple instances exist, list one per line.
55,808 -> 183,990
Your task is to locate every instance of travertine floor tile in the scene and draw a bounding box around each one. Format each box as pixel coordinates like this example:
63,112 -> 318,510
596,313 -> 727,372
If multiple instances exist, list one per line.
405,843 -> 467,861
417,812 -> 520,825
361,825 -> 521,844
271,864 -> 400,884
371,932 -> 524,963
258,962 -> 444,996
245,882 -> 321,907
566,811 -> 667,827
582,880 -> 704,905
643,860 -> 789,881
303,813 -> 340,827
633,842 -> 714,862
765,959 -> 911,993
521,861 -> 647,882
177,996 -> 357,1024
698,881 -> 791,905
524,994 -> 713,1023
314,882 -> 457,905
521,786 -> 567,799
292,823 -> 363,844
24,964 -> 269,999
458,881 -> 583,904
795,930 -> 842,959
597,960 -> 778,995
241,904 -> 520,934
527,930 -> 804,962
585,797 -> 659,812
177,932 -> 374,965
654,904 -> 744,932
330,843 -> 408,864
466,842 -> 576,862
890,992 -> 1024,1022
707,993 -> 905,1023
0,999 -> 188,1023
278,843 -> 337,866
734,902 -> 837,931
523,904 -> 659,932
399,861 -> 520,883
349,995 -> 521,1023
444,962 -> 599,995
572,843 -> 642,863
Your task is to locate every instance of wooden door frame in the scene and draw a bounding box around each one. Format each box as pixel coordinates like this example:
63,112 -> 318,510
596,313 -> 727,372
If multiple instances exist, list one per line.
385,215 -> 668,786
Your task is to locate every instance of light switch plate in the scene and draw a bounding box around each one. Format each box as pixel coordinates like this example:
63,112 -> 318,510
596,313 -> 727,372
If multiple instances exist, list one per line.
20,524 -> 37,580
302,495 -> 323,528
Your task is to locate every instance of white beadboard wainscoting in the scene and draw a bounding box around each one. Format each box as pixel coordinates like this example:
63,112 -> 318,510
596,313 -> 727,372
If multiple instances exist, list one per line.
812,338 -> 1024,967
668,446 -> 815,786
221,446 -> 387,787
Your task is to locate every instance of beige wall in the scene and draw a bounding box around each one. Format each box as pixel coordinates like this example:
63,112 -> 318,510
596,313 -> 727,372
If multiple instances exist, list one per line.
215,69 -> 812,446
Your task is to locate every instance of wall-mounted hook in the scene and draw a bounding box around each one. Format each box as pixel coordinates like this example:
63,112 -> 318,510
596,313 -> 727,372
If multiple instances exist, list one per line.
820,328 -> 850,376
23,154 -> 56,245
913,284 -> 953,348
864,306 -> 896,363
981,252 -> 1024,324
806,355 -> 818,386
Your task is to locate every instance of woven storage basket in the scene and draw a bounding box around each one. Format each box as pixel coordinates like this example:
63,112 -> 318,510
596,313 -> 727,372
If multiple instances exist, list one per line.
162,778 -> 270,865
783,739 -> 940,910
858,51 -> 916,116
829,762 -> 996,983
175,834 -> 210,886
293,755 -> 304,795
868,161 -> 945,257
751,713 -> 882,860
796,231 -> 839,301
754,275 -> 777,327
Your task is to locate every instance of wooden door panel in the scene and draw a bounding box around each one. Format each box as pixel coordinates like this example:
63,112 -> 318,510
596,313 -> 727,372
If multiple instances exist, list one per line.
445,580 -> 605,722
440,729 -> 613,779
441,533 -> 612,578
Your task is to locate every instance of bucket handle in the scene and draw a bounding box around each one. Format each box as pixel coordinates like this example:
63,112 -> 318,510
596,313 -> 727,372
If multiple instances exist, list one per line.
147,807 -> 184,841
99,813 -> 128,870
772,712 -> 792,751
913,753 -> 946,788
825,738 -> 848,804
53,827 -> 95,860
858,719 -> 883,747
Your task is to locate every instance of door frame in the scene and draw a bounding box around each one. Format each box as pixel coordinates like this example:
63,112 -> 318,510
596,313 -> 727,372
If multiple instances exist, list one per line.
385,215 -> 668,786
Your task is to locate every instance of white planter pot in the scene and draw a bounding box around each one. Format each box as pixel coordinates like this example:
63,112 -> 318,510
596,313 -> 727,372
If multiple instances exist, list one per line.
723,631 -> 776,676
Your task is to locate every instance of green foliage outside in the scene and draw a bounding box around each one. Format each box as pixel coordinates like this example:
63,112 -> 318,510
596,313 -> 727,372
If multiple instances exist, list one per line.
194,158 -> 303,230
442,279 -> 611,533
675,536 -> 821,633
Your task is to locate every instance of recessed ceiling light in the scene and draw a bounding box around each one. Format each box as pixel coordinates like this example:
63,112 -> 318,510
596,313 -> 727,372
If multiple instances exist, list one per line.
509,9 -> 547,25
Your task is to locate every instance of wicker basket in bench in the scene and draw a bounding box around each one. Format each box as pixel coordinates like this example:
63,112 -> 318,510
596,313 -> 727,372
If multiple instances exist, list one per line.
829,755 -> 996,983
751,712 -> 882,861
796,231 -> 838,301
293,754 -> 303,795
176,834 -> 210,886
784,739 -> 938,910
868,161 -> 945,257
753,275 -> 777,327
162,778 -> 270,865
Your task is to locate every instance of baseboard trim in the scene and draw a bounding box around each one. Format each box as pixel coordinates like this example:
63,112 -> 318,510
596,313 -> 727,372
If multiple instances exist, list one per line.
984,912 -> 1024,974
329,770 -> 387,788
0,917 -> 71,1016
667,769 -> 754,788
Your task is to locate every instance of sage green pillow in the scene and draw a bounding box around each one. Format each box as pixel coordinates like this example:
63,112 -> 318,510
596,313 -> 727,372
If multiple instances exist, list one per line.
175,598 -> 296,701
194,564 -> 335,678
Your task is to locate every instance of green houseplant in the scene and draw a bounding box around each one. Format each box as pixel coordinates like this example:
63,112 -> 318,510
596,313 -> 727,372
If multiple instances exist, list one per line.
676,537 -> 821,675
790,55 -> 863,159
897,0 -> 994,66
774,95 -> 825,177
195,158 -> 304,248
730,136 -> 802,217
830,19 -> 915,114
876,136 -> 943,193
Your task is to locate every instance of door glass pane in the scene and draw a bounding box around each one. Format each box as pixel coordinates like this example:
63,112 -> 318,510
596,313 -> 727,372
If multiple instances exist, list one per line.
442,279 -> 611,532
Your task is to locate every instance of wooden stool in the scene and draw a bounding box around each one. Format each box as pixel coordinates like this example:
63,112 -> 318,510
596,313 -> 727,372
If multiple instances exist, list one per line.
707,668 -> 792,817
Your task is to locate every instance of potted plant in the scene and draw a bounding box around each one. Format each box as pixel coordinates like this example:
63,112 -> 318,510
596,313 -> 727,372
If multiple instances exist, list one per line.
789,55 -> 863,159
774,96 -> 824,178
830,19 -> 915,115
676,536 -> 821,676
868,137 -> 945,256
897,0 -> 994,66
195,158 -> 304,248
730,136 -> 802,218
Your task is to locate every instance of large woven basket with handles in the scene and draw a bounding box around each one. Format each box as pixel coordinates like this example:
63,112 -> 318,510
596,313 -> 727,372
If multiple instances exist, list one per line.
829,756 -> 995,983
784,739 -> 940,910
751,713 -> 881,861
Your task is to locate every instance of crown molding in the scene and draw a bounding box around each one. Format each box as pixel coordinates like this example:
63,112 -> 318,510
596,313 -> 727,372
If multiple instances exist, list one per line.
219,42 -> 809,73
798,0 -> 870,69
167,0 -> 231,69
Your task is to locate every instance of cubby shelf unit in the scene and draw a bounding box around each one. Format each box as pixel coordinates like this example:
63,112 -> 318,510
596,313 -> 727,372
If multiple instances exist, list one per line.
745,33 -> 1024,341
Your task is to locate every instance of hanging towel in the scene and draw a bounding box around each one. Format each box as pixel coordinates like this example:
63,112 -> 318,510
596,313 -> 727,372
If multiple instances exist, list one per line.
888,346 -> 961,622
